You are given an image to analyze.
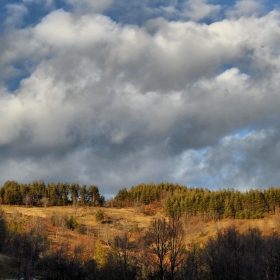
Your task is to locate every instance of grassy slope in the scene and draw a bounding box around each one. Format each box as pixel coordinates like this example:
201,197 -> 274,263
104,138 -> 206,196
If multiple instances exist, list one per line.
1,205 -> 280,278
1,205 -> 279,244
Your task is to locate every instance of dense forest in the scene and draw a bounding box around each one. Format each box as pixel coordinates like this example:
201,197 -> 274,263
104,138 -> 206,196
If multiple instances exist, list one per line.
114,183 -> 280,219
0,180 -> 104,207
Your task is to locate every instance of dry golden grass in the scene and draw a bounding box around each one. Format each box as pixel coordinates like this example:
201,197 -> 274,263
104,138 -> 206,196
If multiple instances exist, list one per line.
183,215 -> 280,247
1,205 -> 280,279
1,205 -> 280,248
4,205 -> 165,226
1,205 -> 160,225
0,205 -> 162,247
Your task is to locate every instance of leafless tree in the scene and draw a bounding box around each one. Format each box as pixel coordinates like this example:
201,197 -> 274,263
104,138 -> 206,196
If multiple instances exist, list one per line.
168,216 -> 186,279
144,216 -> 186,280
9,230 -> 48,280
41,197 -> 49,208
73,201 -> 79,216
111,232 -> 132,280
24,194 -> 32,207
145,218 -> 170,280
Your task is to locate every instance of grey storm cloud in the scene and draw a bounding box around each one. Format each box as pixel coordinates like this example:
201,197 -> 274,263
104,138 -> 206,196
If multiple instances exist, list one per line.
0,0 -> 280,196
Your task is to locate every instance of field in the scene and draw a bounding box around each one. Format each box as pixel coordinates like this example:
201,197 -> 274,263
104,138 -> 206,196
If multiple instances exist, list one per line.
1,205 -> 280,279
1,204 -> 279,247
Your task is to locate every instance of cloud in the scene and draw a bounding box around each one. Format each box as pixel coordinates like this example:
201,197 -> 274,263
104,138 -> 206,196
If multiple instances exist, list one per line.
174,128 -> 280,190
4,4 -> 28,28
183,0 -> 221,21
23,0 -> 54,9
226,0 -> 266,18
66,0 -> 114,13
0,4 -> 280,195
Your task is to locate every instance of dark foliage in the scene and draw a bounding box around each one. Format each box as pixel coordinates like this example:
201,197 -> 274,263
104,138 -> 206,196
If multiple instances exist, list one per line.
0,208 -> 7,252
114,183 -> 280,220
0,180 -> 103,207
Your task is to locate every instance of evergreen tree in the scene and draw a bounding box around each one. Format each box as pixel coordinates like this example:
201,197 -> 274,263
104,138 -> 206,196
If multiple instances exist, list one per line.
224,198 -> 235,218
88,185 -> 101,206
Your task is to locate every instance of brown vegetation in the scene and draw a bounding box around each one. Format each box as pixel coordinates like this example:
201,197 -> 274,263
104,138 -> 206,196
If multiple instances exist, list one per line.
1,205 -> 279,248
2,204 -> 280,279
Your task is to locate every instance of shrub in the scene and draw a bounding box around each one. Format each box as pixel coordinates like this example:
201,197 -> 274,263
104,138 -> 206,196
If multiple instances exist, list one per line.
95,210 -> 104,222
66,215 -> 78,230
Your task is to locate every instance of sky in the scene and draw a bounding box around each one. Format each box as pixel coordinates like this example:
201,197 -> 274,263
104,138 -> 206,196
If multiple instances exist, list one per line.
0,0 -> 280,197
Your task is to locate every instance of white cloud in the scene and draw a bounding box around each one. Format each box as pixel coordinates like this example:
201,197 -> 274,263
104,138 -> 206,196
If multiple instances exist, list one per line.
1,8 -> 280,193
173,128 -> 280,190
5,4 -> 28,28
23,0 -> 54,9
183,0 -> 221,21
226,0 -> 266,18
66,0 -> 113,13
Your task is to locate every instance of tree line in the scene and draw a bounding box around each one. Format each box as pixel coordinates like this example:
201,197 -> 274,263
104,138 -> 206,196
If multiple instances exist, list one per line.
114,183 -> 280,219
2,180 -> 280,220
0,180 -> 104,207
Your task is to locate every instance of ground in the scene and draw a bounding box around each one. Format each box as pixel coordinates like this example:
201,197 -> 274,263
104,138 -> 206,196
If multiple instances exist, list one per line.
1,205 -> 279,246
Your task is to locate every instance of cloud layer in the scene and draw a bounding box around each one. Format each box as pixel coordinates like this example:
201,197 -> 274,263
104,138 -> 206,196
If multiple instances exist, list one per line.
1,0 -> 280,196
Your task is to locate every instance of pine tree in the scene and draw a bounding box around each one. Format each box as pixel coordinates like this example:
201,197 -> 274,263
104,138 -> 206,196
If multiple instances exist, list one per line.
254,190 -> 266,218
89,185 -> 101,206
224,198 -> 234,218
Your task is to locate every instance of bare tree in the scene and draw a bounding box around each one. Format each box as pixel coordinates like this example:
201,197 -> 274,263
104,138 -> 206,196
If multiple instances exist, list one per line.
9,230 -> 48,280
41,197 -> 49,208
24,194 -> 32,207
168,215 -> 186,279
143,216 -> 186,280
110,232 -> 133,280
104,223 -> 111,246
73,201 -> 79,216
145,218 -> 170,280
40,242 -> 93,280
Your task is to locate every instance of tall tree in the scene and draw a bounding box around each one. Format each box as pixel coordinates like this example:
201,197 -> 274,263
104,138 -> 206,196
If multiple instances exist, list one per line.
88,185 -> 101,206
168,215 -> 186,279
145,218 -> 170,280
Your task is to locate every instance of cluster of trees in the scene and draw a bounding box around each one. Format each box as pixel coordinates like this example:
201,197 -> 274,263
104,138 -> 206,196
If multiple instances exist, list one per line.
0,209 -> 185,280
0,180 -> 104,207
2,208 -> 280,280
2,179 -> 280,221
114,183 -> 184,206
185,226 -> 280,280
164,187 -> 280,219
114,183 -> 280,219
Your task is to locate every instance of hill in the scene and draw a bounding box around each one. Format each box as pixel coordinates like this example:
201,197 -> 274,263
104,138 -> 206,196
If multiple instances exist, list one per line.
1,204 -> 280,247
1,204 -> 280,279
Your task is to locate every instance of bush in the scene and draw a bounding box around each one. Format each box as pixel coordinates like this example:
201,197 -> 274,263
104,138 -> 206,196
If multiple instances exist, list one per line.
66,215 -> 78,230
77,223 -> 86,234
95,210 -> 104,222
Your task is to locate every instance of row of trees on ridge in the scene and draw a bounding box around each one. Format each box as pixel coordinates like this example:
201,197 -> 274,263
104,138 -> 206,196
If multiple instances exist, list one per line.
0,180 -> 104,207
114,183 -> 280,219
2,180 -> 280,220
